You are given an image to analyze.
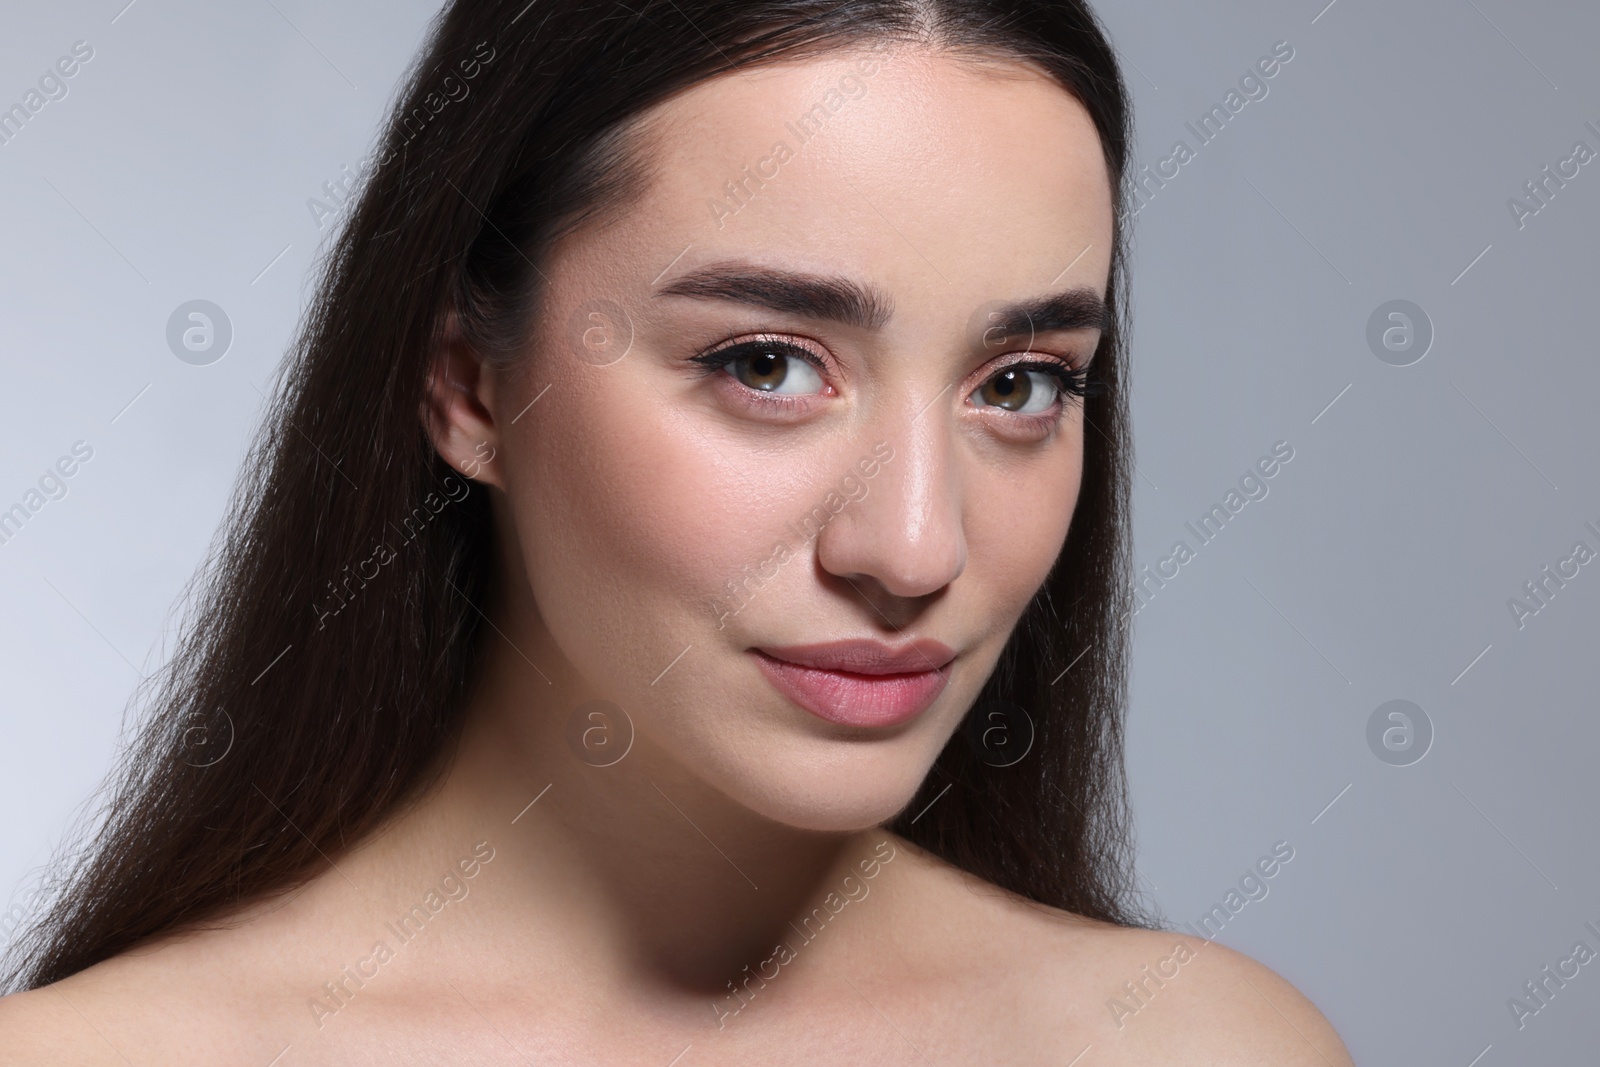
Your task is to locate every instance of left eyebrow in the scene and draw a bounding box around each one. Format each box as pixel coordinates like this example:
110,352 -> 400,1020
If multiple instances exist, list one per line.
654,262 -> 893,331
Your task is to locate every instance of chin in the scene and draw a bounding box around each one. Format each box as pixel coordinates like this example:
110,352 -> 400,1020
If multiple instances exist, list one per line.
684,713 -> 947,838
724,751 -> 937,833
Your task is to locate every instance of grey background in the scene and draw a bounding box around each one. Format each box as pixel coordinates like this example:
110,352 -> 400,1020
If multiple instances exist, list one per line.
2,0 -> 1596,1060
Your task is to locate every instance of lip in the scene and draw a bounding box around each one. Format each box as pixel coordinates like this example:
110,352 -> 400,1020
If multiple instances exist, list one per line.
751,639 -> 956,728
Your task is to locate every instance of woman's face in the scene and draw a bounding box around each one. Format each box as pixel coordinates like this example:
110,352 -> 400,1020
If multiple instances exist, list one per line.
483,46 -> 1113,831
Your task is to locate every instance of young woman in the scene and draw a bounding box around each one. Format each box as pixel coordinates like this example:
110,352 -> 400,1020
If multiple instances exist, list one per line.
0,1 -> 1353,1062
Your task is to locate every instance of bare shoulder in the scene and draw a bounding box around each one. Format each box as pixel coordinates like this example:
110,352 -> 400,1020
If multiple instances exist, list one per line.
0,980 -> 124,1066
1063,923 -> 1355,1065
879,834 -> 1353,1065
0,905 -> 307,1065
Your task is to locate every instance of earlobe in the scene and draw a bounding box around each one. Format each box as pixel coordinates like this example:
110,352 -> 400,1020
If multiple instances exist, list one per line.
421,312 -> 505,489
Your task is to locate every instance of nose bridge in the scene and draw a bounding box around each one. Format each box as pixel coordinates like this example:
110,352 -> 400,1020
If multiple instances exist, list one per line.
815,397 -> 966,599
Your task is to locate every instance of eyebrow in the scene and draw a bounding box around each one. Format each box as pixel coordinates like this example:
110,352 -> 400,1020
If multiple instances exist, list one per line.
654,262 -> 892,331
653,261 -> 1107,339
977,288 -> 1110,342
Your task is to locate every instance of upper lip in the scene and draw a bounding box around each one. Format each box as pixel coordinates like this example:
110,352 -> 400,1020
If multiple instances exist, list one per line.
753,638 -> 956,676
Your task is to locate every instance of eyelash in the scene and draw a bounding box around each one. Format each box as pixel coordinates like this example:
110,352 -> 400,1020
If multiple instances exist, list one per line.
688,337 -> 825,375
687,336 -> 1105,420
999,359 -> 1103,403
687,337 -> 832,413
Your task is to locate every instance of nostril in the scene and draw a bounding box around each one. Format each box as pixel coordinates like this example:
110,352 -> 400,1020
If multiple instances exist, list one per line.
834,571 -> 955,627
812,435 -> 966,599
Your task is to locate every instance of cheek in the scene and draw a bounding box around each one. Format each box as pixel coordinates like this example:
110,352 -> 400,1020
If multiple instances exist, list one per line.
509,383 -> 718,653
965,436 -> 1083,616
503,368 -> 850,674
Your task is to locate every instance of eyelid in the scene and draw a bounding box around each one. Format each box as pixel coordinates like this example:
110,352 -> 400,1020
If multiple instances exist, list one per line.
966,352 -> 1101,417
691,332 -> 835,375
972,352 -> 1081,395
980,349 -> 1087,374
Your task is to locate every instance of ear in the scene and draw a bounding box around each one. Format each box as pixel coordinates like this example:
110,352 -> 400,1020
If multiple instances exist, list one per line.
422,310 -> 505,490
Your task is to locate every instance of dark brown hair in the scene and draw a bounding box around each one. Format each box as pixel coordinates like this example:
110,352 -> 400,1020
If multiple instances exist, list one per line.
4,0 -> 1144,991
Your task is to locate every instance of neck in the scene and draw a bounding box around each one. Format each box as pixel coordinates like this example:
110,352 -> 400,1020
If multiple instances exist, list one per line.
385,597 -> 889,998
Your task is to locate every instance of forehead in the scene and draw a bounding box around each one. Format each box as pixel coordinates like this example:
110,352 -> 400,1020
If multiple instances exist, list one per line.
609,46 -> 1114,316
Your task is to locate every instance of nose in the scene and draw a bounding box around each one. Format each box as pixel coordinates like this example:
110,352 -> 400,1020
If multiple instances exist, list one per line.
813,410 -> 967,604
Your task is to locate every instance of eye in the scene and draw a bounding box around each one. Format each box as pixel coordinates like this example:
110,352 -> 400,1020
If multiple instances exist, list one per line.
692,338 -> 829,396
966,361 -> 1094,415
974,367 -> 1056,413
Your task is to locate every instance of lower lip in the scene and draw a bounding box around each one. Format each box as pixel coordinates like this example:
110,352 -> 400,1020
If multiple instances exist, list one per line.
752,652 -> 951,728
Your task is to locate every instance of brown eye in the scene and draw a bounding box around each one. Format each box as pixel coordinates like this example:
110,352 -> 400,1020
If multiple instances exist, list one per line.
718,343 -> 826,395
974,368 -> 1057,414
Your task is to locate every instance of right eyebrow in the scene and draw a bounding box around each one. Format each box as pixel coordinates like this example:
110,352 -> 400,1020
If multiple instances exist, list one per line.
653,261 -> 894,332
975,287 -> 1110,345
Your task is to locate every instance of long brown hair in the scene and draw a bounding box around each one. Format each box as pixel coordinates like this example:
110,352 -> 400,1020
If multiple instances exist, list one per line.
4,0 -> 1144,992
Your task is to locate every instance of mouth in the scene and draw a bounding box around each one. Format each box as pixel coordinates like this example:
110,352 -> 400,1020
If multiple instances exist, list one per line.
750,638 -> 956,728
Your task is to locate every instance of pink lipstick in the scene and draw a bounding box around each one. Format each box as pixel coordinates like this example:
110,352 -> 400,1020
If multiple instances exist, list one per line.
751,638 -> 955,728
